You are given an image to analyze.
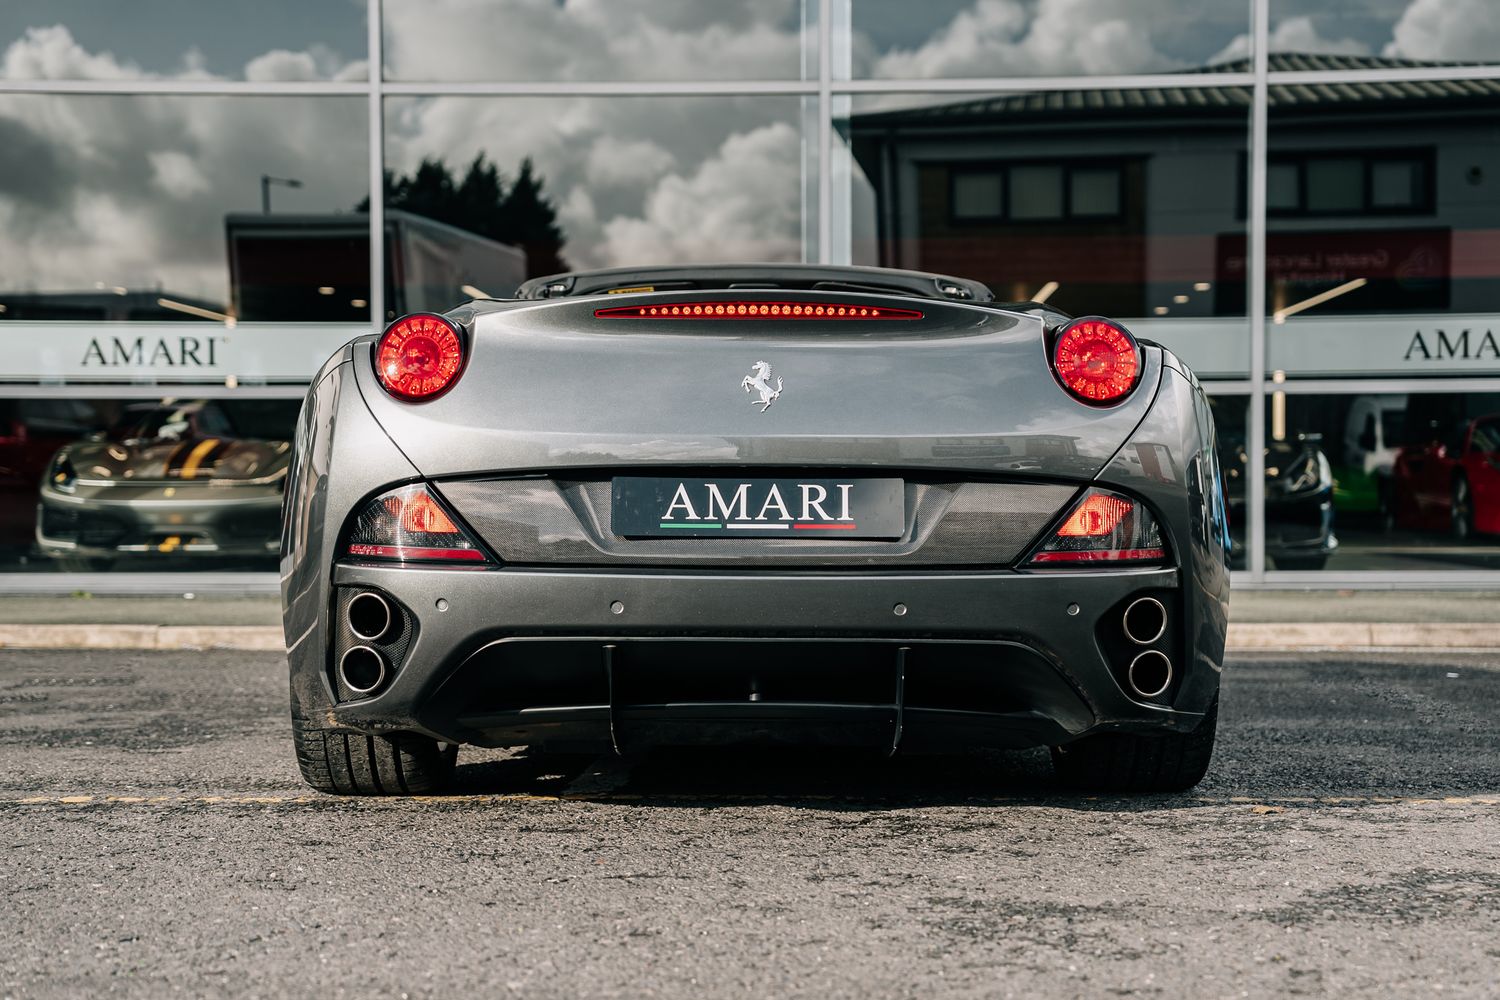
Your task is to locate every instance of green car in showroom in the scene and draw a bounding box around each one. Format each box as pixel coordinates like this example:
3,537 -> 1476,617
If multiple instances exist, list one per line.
280,265 -> 1230,795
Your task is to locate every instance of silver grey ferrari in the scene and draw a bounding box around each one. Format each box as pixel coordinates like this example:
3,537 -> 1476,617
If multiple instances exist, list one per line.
281,264 -> 1229,795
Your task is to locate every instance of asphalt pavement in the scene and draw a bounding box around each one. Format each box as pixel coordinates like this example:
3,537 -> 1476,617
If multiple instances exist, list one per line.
1,647 -> 1498,998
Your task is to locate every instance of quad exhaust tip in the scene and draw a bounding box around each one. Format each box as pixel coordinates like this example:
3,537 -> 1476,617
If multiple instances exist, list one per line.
339,645 -> 387,696
1127,650 -> 1173,700
1122,596 -> 1167,645
347,592 -> 392,642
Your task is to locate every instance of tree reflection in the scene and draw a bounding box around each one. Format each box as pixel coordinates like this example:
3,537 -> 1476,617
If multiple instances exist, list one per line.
361,155 -> 567,277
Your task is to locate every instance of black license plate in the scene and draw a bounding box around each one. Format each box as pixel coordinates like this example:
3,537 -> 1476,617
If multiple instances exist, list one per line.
612,477 -> 904,539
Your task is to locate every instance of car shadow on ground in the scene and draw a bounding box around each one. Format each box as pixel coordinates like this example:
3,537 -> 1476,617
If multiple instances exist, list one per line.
446,744 -> 1239,813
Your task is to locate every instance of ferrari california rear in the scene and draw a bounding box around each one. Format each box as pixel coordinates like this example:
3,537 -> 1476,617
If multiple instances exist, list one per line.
280,265 -> 1229,795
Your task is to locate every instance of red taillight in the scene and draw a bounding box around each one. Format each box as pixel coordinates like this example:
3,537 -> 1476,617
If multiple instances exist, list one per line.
346,485 -> 487,563
1055,494 -> 1132,537
594,301 -> 922,320
1052,317 -> 1140,405
375,313 -> 465,401
1026,489 -> 1166,565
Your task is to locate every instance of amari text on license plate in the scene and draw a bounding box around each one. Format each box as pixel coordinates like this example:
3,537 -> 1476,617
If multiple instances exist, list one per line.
612,477 -> 905,539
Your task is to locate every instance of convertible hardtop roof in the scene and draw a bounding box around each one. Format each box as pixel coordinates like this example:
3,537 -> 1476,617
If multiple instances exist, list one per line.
513,264 -> 996,303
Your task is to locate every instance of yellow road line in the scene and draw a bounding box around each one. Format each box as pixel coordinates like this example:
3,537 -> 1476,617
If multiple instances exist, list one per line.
4,793 -> 1499,807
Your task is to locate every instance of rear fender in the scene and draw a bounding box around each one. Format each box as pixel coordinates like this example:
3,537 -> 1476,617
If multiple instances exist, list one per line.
1094,357 -> 1230,712
282,349 -> 422,718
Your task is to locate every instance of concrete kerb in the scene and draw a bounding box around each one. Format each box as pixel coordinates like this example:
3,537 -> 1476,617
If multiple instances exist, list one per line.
0,622 -> 1491,652
0,625 -> 285,652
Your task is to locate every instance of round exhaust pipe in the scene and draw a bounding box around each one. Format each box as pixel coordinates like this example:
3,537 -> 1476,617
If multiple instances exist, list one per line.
347,592 -> 392,642
1122,596 -> 1167,645
339,645 -> 387,696
1127,650 -> 1173,699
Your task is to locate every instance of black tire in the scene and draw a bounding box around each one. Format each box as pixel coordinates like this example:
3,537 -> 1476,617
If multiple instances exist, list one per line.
1451,475 -> 1475,541
1051,700 -> 1217,793
292,715 -> 457,795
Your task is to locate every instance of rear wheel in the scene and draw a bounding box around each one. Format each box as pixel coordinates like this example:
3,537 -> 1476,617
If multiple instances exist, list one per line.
1050,700 -> 1217,793
292,715 -> 457,795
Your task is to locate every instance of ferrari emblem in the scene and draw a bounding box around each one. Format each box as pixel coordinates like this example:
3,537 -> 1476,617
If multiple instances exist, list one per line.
740,361 -> 784,412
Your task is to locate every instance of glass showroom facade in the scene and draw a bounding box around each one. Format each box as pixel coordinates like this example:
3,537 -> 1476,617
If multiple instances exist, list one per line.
1,0 -> 1498,590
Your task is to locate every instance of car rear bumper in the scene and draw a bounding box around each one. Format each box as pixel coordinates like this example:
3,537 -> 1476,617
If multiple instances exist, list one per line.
307,562 -> 1216,754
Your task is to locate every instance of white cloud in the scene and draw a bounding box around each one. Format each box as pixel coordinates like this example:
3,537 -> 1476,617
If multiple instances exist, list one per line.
0,26 -> 367,301
586,137 -> 677,191
380,0 -> 807,83
868,0 -> 1183,78
385,91 -> 805,269
1,24 -> 141,80
244,49 -> 321,83
1210,15 -> 1371,65
0,12 -> 815,301
1384,0 -> 1500,62
598,123 -> 802,266
148,151 -> 212,198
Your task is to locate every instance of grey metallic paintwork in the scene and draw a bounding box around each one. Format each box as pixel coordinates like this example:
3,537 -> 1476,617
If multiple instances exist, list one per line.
281,344 -> 424,722
354,294 -> 1162,481
324,563 -> 1191,747
1095,360 -> 1230,710
281,293 -> 1226,746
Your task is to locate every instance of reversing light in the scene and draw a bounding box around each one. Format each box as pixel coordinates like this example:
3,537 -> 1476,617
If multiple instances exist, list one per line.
594,301 -> 923,320
375,313 -> 465,401
1026,489 -> 1166,565
1052,317 -> 1140,405
345,484 -> 488,563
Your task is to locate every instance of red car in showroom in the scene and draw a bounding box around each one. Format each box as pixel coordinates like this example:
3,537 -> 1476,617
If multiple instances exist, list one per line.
1392,414 -> 1500,539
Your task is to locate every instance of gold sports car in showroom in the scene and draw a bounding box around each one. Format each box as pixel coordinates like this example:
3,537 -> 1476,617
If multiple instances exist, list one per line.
36,399 -> 292,565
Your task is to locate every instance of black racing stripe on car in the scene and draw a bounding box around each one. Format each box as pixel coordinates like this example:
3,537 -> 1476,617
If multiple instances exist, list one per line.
162,441 -> 193,476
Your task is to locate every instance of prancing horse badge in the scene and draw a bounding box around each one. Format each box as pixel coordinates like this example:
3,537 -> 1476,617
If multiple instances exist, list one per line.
741,361 -> 783,412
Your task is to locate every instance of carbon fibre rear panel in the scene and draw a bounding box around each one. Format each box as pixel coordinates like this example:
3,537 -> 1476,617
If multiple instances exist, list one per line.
437,476 -> 1076,567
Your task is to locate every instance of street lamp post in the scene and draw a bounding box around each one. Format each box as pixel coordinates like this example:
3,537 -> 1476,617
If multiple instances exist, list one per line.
261,175 -> 304,214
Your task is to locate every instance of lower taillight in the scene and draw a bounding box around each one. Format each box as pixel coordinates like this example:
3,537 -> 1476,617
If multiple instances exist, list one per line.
1026,489 -> 1166,565
344,485 -> 488,563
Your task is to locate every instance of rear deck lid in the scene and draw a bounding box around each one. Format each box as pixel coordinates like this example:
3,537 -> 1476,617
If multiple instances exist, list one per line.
356,291 -> 1161,479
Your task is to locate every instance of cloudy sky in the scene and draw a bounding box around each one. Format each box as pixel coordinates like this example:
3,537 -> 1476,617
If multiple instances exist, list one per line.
0,0 -> 1494,307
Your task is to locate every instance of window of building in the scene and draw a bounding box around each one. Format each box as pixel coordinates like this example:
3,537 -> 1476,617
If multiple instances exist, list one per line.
1371,159 -> 1422,209
951,172 -> 1003,220
1069,168 -> 1122,217
1009,165 -> 1065,219
1268,162 -> 1300,211
947,162 -> 1124,225
1265,149 -> 1433,216
1305,158 -> 1364,213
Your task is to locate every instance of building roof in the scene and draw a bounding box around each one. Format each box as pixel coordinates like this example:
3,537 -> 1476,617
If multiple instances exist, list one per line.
852,54 -> 1500,126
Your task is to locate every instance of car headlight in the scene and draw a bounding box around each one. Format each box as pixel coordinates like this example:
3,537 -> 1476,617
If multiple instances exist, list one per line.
50,453 -> 77,493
